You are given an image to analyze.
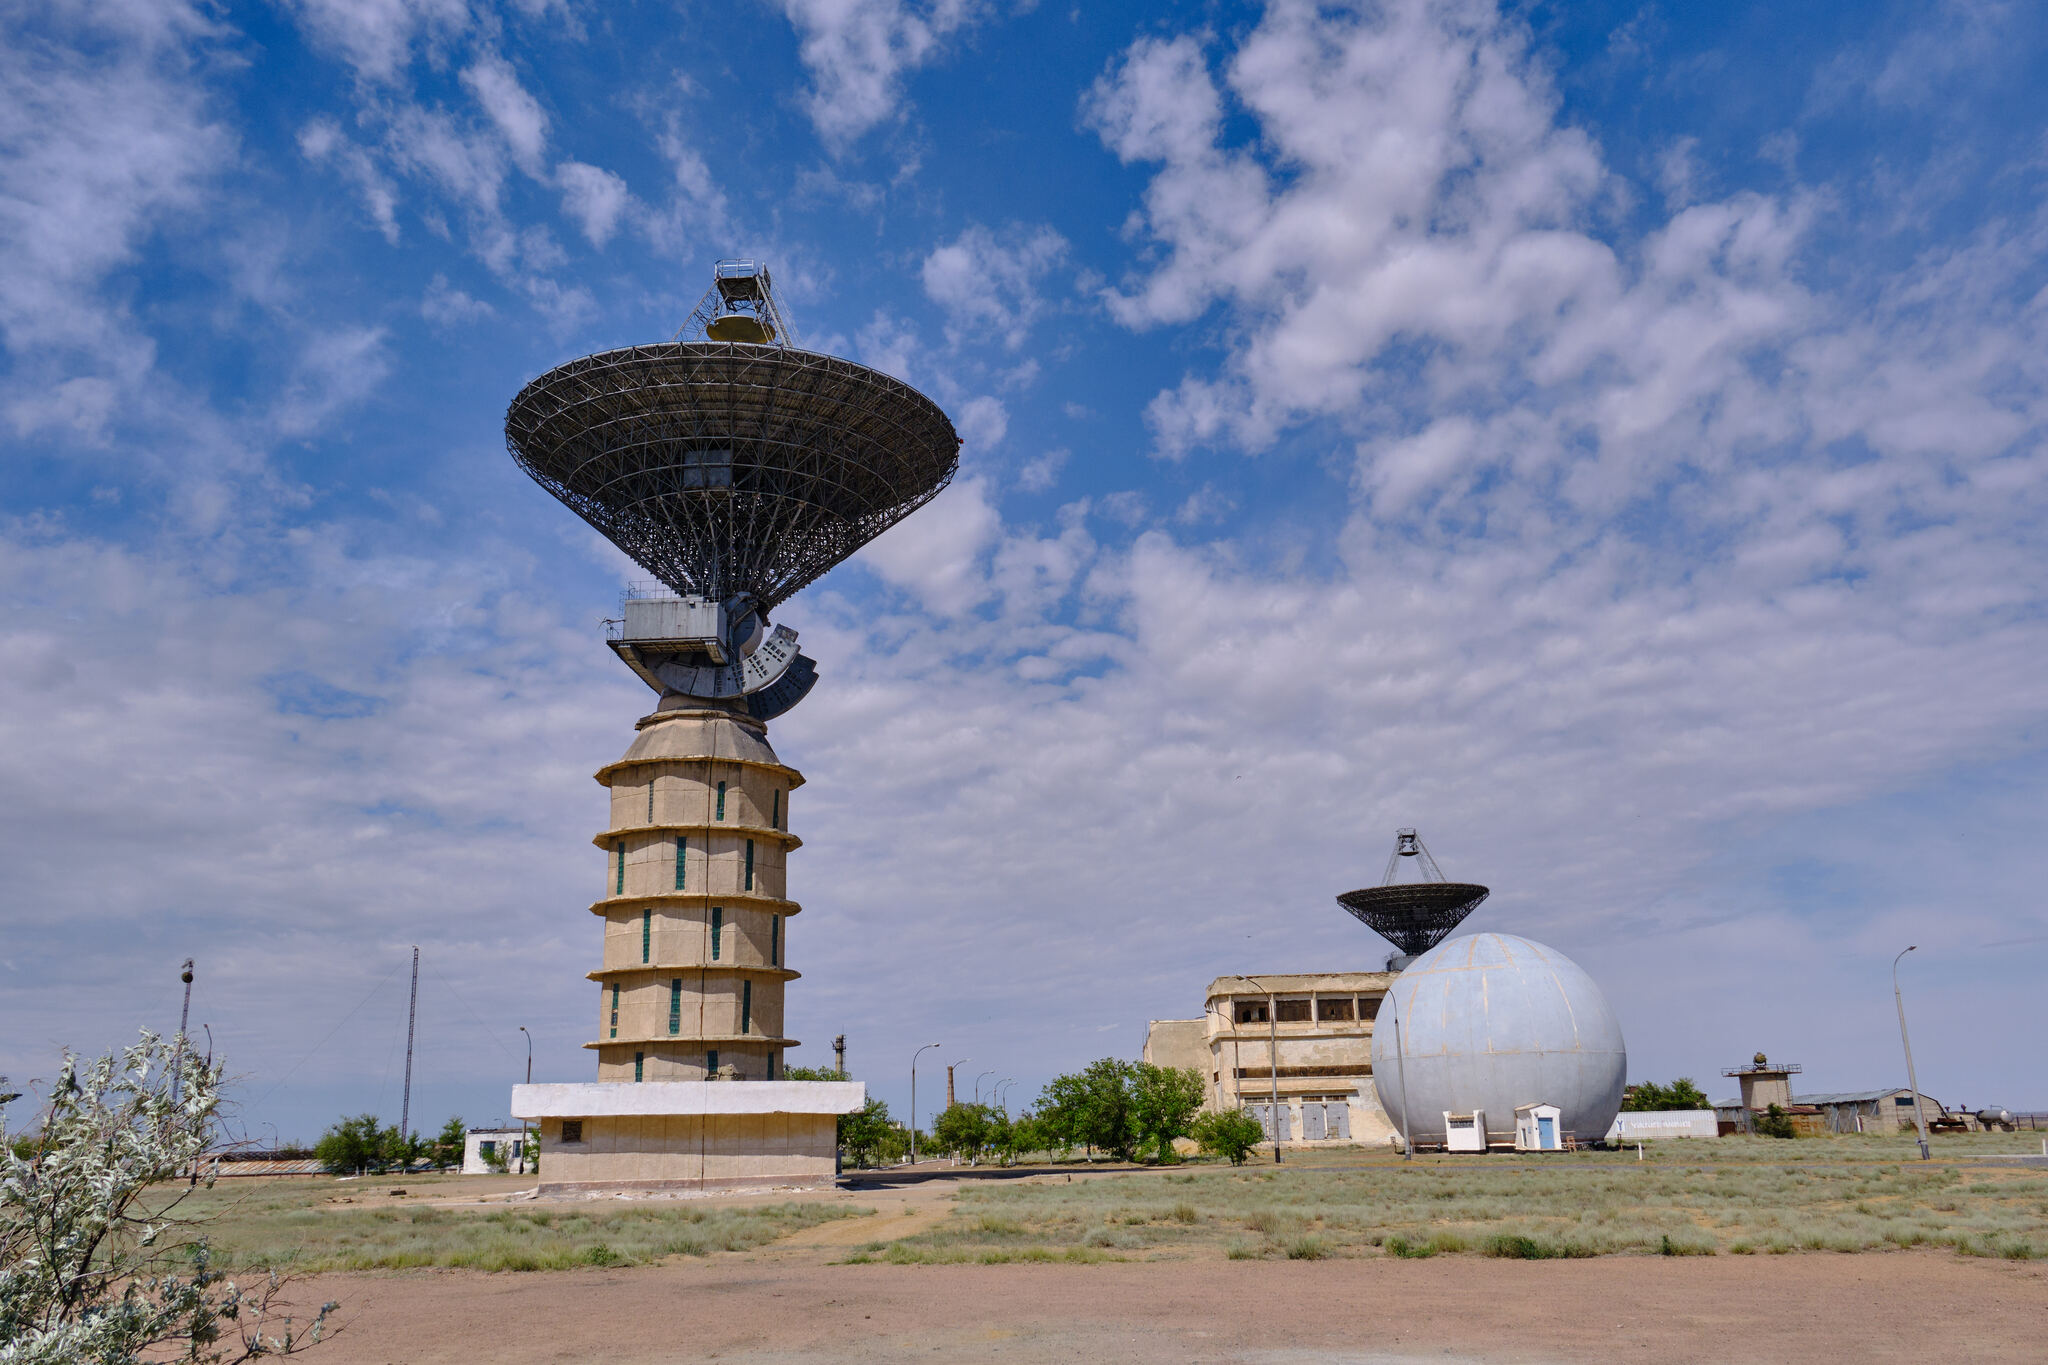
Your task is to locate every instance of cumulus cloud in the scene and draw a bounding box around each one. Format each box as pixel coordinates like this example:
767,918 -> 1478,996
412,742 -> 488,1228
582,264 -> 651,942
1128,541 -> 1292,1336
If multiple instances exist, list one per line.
554,160 -> 631,247
773,0 -> 992,147
921,223 -> 1067,348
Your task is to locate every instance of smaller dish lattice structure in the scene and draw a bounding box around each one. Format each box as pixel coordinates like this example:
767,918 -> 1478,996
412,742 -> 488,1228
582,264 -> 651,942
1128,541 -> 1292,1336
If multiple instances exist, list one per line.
1336,828 -> 1490,968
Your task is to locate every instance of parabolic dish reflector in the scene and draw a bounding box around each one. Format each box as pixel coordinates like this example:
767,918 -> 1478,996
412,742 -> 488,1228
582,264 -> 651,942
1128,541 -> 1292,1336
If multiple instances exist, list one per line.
505,342 -> 960,613
1336,882 -> 1491,959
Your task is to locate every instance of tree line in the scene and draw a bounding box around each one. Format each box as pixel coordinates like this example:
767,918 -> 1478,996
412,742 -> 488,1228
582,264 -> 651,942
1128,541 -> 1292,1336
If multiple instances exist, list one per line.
811,1057 -> 1270,1169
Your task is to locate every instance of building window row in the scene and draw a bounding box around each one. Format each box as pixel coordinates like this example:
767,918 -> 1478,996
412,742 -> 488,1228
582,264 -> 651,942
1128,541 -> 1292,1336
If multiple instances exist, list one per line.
1234,995 -> 1381,1026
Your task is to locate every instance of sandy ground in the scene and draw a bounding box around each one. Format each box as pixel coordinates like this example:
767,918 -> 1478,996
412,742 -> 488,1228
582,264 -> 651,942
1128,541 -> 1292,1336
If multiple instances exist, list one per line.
288,1173 -> 2048,1365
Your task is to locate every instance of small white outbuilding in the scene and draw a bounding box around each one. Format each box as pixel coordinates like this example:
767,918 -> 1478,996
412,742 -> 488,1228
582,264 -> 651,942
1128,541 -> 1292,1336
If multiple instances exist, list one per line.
461,1128 -> 530,1175
1443,1110 -> 1487,1152
1514,1103 -> 1564,1151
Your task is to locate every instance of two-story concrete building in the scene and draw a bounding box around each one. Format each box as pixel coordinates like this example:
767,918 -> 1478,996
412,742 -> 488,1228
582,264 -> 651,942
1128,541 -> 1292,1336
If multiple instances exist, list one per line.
1144,971 -> 1402,1147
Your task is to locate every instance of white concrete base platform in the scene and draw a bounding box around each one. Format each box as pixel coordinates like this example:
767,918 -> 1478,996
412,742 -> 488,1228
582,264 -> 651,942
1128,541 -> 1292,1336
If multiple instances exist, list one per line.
511,1081 -> 864,1193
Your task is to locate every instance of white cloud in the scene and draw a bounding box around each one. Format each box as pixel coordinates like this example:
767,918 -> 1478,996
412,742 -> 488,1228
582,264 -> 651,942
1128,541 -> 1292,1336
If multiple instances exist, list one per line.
420,272 -> 495,324
955,394 -> 1007,451
854,474 -> 1003,615
921,223 -> 1067,348
554,160 -> 631,247
270,326 -> 392,436
282,0 -> 471,84
461,52 -> 550,176
299,118 -> 401,242
1016,447 -> 1068,492
0,0 -> 229,361
773,0 -> 992,147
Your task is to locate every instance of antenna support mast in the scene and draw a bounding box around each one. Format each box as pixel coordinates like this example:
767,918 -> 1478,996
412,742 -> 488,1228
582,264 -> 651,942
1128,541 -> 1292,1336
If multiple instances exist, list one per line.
400,946 -> 419,1141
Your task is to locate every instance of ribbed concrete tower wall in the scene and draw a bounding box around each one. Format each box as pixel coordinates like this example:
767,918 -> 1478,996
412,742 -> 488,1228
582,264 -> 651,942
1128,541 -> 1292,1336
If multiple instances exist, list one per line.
586,695 -> 803,1082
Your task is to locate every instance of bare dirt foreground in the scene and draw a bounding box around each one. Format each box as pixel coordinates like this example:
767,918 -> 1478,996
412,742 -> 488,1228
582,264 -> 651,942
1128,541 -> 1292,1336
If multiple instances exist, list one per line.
296,1251 -> 2046,1364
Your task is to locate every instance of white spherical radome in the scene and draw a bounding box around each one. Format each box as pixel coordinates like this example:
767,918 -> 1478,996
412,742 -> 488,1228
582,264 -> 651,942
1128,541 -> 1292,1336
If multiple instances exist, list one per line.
1370,933 -> 1627,1148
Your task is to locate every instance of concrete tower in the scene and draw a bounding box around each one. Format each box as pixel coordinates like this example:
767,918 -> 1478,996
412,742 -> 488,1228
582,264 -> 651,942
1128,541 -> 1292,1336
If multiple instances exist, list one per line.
589,695 -> 802,1082
504,261 -> 959,1191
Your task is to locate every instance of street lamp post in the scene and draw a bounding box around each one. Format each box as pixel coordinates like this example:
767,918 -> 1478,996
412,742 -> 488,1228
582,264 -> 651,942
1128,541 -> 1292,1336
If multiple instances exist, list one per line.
910,1042 -> 941,1164
994,1079 -> 1015,1112
518,1025 -> 534,1177
1893,947 -> 1932,1161
974,1069 -> 997,1105
1233,976 -> 1283,1165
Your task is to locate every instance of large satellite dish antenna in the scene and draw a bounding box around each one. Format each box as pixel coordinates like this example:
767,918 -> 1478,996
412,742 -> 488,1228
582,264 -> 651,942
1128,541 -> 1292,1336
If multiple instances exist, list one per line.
1336,828 -> 1490,971
504,260 -> 961,720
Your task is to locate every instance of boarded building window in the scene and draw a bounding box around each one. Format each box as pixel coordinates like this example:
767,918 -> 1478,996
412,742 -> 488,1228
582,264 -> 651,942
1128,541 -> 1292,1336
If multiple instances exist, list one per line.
741,981 -> 752,1034
634,1052 -> 644,1082
716,781 -> 726,820
710,907 -> 722,960
609,983 -> 619,1038
675,836 -> 687,890
669,979 -> 682,1035
706,1049 -> 718,1077
772,790 -> 781,828
1319,997 -> 1354,1021
768,1053 -> 776,1080
1359,995 -> 1382,1021
1276,999 -> 1312,1022
646,781 -> 654,822
560,1120 -> 583,1143
1236,1002 -> 1268,1024
744,839 -> 755,890
770,915 -> 780,967
614,841 -> 626,895
641,909 -> 651,963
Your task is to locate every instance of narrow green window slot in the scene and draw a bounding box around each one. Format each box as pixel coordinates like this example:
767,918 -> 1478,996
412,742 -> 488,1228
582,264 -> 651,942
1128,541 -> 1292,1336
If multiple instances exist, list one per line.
716,781 -> 726,820
772,790 -> 780,829
769,915 -> 779,967
741,980 -> 752,1035
641,909 -> 651,963
767,1053 -> 776,1080
675,836 -> 686,890
744,839 -> 754,891
609,983 -> 619,1039
707,1049 -> 719,1077
669,979 -> 681,1035
634,1051 -> 644,1082
646,780 -> 654,823
614,840 -> 625,895
710,907 -> 722,961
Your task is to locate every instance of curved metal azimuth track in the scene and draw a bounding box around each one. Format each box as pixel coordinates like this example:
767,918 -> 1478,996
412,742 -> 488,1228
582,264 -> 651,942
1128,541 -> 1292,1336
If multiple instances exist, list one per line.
505,343 -> 961,612
1335,882 -> 1491,959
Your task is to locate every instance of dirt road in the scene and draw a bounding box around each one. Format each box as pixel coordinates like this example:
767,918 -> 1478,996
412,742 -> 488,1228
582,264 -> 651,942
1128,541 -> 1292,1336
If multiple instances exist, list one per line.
297,1250 -> 2046,1363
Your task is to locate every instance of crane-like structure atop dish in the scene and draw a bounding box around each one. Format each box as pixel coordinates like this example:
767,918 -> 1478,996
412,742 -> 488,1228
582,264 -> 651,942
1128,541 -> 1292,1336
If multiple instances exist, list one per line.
1336,828 -> 1490,971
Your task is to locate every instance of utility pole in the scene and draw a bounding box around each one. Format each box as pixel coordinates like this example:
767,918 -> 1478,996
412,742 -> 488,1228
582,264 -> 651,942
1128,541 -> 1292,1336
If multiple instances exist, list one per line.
1393,1014 -> 1414,1160
399,946 -> 419,1147
171,959 -> 195,1102
1234,977 -> 1283,1164
1894,946 -> 1932,1161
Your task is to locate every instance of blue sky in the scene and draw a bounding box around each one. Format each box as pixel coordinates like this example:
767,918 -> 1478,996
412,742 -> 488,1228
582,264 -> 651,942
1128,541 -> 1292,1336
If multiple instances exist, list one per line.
4,0 -> 2046,1144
